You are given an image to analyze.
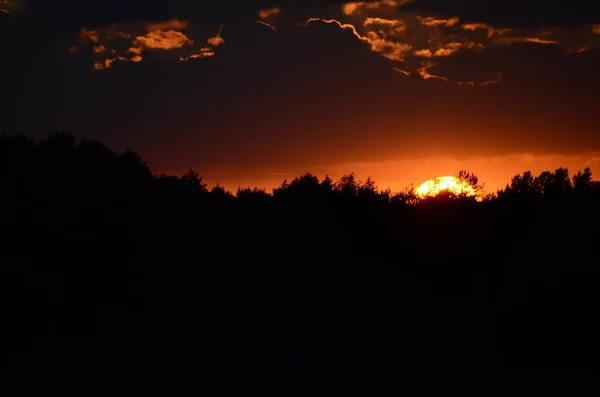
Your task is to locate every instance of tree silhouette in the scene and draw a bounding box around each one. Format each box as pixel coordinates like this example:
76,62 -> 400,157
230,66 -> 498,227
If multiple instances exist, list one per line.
499,170 -> 538,197
392,184 -> 419,205
181,169 -> 208,195
573,167 -> 593,195
336,173 -> 359,197
4,131 -> 600,391
456,169 -> 484,196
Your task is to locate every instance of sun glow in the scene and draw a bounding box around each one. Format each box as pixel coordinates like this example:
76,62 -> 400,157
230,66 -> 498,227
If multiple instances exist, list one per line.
415,176 -> 479,200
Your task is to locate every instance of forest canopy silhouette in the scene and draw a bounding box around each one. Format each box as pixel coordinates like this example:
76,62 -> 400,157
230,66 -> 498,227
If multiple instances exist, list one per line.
3,132 -> 600,390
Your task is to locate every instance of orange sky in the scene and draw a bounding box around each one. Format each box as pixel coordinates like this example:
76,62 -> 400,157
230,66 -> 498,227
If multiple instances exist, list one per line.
2,1 -> 599,191
178,152 -> 600,194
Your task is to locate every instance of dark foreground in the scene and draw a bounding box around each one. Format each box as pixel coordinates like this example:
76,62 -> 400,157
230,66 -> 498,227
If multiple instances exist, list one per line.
2,133 -> 600,392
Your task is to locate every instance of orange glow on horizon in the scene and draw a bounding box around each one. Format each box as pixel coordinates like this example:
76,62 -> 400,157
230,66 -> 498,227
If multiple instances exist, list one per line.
415,176 -> 480,200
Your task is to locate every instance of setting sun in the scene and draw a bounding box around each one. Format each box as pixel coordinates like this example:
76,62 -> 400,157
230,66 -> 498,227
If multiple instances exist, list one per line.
415,176 -> 479,200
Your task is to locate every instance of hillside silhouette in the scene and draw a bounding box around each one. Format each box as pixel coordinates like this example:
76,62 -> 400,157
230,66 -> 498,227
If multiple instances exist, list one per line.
2,132 -> 600,392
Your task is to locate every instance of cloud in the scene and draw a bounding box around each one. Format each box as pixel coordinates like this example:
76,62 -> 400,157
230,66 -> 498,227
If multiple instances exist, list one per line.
566,45 -> 590,53
258,7 -> 281,20
69,28 -> 100,54
330,2 -> 600,85
207,24 -> 225,47
461,23 -> 510,37
65,0 -> 599,82
180,24 -> 225,61
180,47 -> 215,61
93,57 -> 128,70
79,28 -> 100,44
133,30 -> 193,50
256,6 -> 280,35
417,16 -> 459,27
302,7 -> 498,85
414,42 -> 482,57
342,1 -> 412,16
416,60 -> 451,82
494,36 -> 560,45
364,17 -> 406,33
393,67 -> 411,75
301,18 -> 412,61
10,1 -> 600,182
255,20 -> 278,35
457,73 -> 502,87
70,19 -> 228,69
593,24 -> 600,34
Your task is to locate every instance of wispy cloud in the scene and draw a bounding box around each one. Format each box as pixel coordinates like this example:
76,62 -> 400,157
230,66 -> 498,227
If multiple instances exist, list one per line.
133,30 -> 193,50
300,18 -> 364,40
70,19 -> 227,69
301,10 -> 492,85
299,3 -> 600,86
180,24 -> 225,61
393,67 -> 411,76
207,24 -> 225,47
494,36 -> 560,45
416,60 -> 451,82
0,0 -> 12,14
364,17 -> 405,34
256,6 -> 281,35
414,42 -> 482,57
457,73 -> 502,87
79,28 -> 99,43
301,18 -> 411,61
417,16 -> 459,27
342,0 -> 411,16
179,47 -> 215,61
566,45 -> 591,53
461,23 -> 511,37
258,7 -> 281,20
69,28 -> 100,54
255,20 -> 279,35
68,2 -> 600,79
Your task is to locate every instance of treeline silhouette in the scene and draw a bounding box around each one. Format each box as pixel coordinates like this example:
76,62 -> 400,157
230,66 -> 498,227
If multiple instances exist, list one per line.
2,132 -> 600,391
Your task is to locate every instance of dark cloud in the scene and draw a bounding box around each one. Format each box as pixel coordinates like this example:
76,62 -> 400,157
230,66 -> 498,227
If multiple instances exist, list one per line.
400,0 -> 600,29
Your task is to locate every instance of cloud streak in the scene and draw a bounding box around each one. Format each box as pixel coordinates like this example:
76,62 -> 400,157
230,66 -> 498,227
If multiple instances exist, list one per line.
494,36 -> 560,45
301,18 -> 412,62
255,20 -> 279,34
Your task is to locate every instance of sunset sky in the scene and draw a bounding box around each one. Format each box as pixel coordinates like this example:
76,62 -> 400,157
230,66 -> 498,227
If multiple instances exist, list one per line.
2,0 -> 600,193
